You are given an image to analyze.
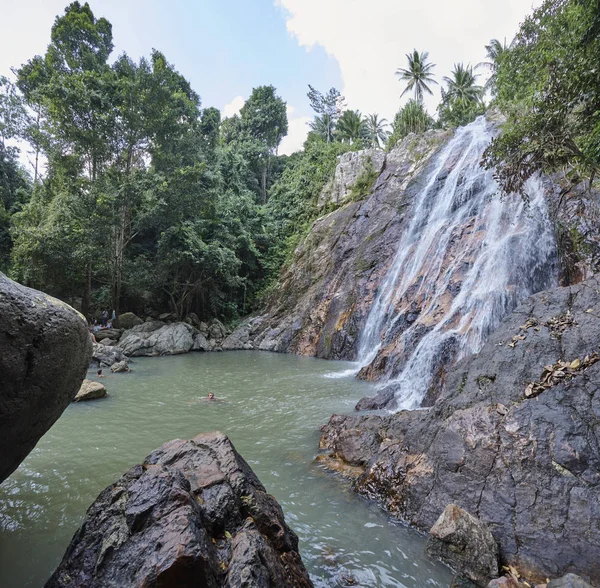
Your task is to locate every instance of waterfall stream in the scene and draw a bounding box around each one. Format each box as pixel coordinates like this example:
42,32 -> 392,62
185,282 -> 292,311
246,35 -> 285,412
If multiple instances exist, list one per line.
356,117 -> 558,409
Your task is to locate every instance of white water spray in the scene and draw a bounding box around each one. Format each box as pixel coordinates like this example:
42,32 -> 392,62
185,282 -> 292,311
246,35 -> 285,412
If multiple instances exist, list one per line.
356,117 -> 557,408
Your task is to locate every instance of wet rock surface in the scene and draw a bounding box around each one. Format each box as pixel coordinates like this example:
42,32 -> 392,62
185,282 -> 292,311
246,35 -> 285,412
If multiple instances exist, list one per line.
319,277 -> 600,585
426,504 -> 499,586
0,273 -> 92,483
46,432 -> 313,588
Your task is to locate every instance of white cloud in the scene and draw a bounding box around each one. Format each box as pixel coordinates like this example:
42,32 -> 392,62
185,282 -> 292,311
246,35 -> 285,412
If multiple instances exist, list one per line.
280,114 -> 312,155
223,95 -> 245,118
276,0 -> 540,120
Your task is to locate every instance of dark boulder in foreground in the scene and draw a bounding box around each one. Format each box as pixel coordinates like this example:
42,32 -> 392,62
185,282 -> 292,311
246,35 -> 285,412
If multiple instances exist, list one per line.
0,273 -> 91,483
46,432 -> 313,588
320,277 -> 600,585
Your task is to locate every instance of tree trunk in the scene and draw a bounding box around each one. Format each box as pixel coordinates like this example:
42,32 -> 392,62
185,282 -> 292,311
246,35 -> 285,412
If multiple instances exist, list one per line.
82,262 -> 92,320
260,164 -> 267,204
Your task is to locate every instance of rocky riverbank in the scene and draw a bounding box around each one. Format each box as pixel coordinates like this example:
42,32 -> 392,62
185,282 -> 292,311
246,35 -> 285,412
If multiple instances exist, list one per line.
46,432 -> 313,588
318,277 -> 600,586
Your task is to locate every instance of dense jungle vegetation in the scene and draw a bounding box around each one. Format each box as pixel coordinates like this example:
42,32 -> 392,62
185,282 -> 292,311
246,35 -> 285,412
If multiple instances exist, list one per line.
0,0 -> 598,322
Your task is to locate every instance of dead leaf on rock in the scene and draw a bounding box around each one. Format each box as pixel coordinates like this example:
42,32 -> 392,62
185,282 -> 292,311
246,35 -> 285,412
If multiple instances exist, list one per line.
524,353 -> 600,398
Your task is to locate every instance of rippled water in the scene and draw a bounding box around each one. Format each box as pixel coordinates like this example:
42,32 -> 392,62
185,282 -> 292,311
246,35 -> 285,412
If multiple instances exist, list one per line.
0,352 -> 452,587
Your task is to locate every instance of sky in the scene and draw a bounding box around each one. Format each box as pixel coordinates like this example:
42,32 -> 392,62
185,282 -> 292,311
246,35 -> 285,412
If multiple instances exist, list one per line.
1,0 -> 540,158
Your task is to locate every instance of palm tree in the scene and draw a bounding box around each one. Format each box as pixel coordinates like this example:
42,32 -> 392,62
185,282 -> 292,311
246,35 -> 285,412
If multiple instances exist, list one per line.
365,113 -> 390,148
443,63 -> 484,106
336,110 -> 367,145
309,113 -> 335,143
396,50 -> 438,102
476,38 -> 510,93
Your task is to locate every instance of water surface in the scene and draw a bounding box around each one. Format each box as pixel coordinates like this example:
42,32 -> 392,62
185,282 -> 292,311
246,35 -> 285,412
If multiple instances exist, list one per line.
0,351 -> 452,587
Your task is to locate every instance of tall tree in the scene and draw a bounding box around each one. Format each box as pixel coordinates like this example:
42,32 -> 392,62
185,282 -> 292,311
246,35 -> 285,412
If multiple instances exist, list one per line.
307,85 -> 345,143
238,85 -> 288,203
396,50 -> 437,102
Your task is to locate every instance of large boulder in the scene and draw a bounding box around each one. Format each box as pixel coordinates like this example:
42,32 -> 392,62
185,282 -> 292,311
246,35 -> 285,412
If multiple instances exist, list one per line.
110,360 -> 130,373
319,277 -> 600,584
92,343 -> 128,367
94,328 -> 122,343
116,312 -> 142,330
426,504 -> 499,586
46,432 -> 313,588
118,322 -> 195,356
0,273 -> 92,483
73,380 -> 107,402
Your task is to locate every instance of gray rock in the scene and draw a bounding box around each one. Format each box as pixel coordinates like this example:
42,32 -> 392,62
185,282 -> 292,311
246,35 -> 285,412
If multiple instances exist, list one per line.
318,148 -> 386,208
486,579 -> 520,588
0,273 -> 92,483
74,380 -> 107,402
98,338 -> 117,346
118,322 -> 195,356
319,277 -> 600,584
355,388 -> 396,411
94,328 -> 123,342
426,504 -> 499,586
45,432 -> 313,588
209,318 -> 226,340
116,312 -> 142,330
92,343 -> 128,367
110,360 -> 130,373
191,332 -> 210,351
547,574 -> 593,588
222,321 -> 255,350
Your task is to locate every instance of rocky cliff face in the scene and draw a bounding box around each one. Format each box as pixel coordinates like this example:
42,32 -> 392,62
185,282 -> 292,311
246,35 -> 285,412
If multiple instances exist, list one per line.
0,273 -> 92,483
224,129 -> 450,358
226,118 -> 559,408
46,432 -> 313,588
319,277 -> 600,585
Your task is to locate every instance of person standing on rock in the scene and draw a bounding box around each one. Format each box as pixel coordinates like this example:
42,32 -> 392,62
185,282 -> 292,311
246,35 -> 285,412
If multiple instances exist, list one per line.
101,310 -> 108,327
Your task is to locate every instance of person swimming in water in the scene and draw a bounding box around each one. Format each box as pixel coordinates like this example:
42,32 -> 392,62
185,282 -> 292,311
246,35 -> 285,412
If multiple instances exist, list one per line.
202,392 -> 221,401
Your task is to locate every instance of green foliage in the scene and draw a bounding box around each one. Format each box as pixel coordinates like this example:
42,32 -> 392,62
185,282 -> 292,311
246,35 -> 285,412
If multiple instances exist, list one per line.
387,100 -> 434,149
349,158 -> 378,202
335,110 -> 368,145
476,38 -> 510,95
437,63 -> 485,128
258,140 -> 351,298
484,0 -> 600,197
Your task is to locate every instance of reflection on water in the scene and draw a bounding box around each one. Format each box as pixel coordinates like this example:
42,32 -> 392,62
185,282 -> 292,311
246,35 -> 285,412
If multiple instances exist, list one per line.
0,351 -> 452,587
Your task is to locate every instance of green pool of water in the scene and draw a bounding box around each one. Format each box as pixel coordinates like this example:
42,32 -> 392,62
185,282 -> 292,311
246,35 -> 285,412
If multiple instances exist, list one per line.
0,351 -> 452,587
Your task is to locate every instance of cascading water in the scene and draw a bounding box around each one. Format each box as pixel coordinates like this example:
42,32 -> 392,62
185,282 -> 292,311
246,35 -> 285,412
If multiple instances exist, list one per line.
356,116 -> 558,409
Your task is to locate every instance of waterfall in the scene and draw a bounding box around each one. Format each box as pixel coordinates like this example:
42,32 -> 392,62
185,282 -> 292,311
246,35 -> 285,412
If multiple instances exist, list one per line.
356,117 -> 558,409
